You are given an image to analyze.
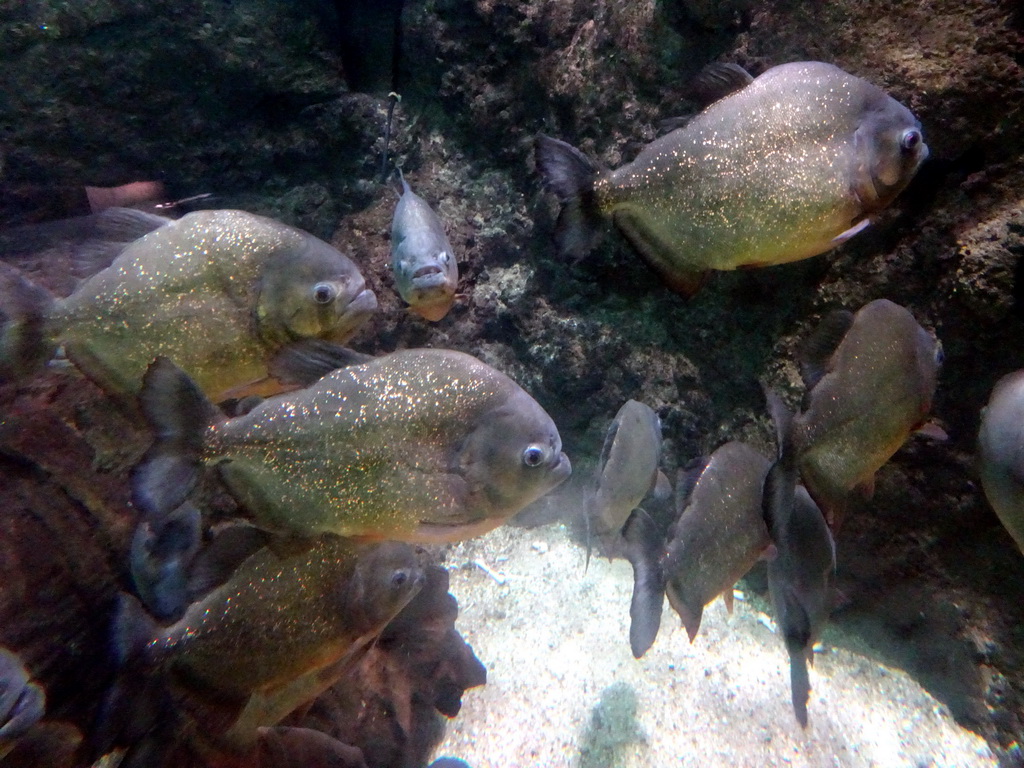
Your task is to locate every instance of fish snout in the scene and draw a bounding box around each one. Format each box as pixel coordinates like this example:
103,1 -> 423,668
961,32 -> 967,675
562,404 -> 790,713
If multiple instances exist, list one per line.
339,287 -> 378,319
549,451 -> 572,482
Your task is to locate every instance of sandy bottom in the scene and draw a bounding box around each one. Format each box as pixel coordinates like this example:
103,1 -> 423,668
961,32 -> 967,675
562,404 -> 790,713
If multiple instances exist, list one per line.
429,524 -> 997,768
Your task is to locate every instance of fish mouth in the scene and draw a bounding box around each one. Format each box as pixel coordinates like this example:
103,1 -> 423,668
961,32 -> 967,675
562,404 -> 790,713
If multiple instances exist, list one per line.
548,452 -> 572,483
337,288 -> 378,323
409,272 -> 451,292
413,264 -> 444,279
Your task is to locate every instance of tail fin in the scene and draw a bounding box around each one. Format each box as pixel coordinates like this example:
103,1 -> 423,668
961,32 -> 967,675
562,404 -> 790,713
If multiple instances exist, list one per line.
789,651 -> 811,728
90,594 -> 167,760
534,134 -> 605,258
131,357 -> 219,519
622,508 -> 666,658
0,270 -> 56,381
129,502 -> 203,621
0,648 -> 45,742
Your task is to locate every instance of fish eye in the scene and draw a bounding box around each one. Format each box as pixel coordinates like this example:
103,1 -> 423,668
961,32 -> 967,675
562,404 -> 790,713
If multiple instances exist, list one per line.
312,282 -> 336,305
900,129 -> 921,152
440,251 -> 450,263
391,570 -> 409,588
522,444 -> 547,468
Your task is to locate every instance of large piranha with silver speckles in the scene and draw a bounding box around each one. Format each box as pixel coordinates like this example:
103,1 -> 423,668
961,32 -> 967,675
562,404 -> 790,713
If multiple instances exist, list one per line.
0,209 -> 377,402
535,61 -> 929,296
133,347 -> 572,543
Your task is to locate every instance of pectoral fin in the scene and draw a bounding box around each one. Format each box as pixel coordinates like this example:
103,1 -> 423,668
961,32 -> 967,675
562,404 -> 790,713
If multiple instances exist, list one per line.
268,339 -> 374,387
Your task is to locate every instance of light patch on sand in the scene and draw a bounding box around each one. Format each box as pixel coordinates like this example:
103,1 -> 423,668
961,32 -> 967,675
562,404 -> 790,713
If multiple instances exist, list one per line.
431,525 -> 997,768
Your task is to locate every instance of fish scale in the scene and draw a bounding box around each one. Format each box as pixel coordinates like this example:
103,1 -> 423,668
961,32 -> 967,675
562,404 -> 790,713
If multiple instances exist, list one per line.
537,61 -> 928,295
6,209 -> 377,402
140,348 -> 574,543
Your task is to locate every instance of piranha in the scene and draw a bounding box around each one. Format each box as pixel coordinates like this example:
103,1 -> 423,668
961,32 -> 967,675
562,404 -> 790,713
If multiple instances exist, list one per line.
0,208 -> 378,402
133,347 -> 571,543
535,61 -> 929,296
139,538 -> 422,702
977,371 -> 1024,554
762,389 -> 836,728
588,399 -> 665,542
107,536 -> 424,763
390,170 -> 459,321
793,299 -> 944,527
623,441 -> 772,658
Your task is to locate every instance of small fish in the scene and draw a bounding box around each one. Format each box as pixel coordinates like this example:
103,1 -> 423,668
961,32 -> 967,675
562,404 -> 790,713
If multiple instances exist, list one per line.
0,209 -> 378,402
762,389 -> 836,728
390,171 -> 459,321
977,371 -> 1024,554
623,442 -> 772,657
535,61 -> 929,295
588,399 -> 664,539
133,348 -> 571,543
794,299 -> 944,526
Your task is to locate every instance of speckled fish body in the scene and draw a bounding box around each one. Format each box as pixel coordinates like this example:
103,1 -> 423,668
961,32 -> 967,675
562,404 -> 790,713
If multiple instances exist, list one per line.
46,209 -> 376,401
148,538 -> 423,701
590,400 -> 663,537
793,299 -> 942,523
663,441 -> 772,641
540,62 -> 928,294
978,371 -> 1024,554
390,175 -> 458,322
204,348 -> 571,542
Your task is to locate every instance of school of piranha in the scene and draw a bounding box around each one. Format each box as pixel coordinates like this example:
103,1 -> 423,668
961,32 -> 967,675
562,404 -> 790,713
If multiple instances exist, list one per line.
0,54 -> 1021,768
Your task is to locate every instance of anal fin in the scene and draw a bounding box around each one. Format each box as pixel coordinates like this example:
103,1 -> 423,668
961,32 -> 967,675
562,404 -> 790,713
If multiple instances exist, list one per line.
612,210 -> 708,297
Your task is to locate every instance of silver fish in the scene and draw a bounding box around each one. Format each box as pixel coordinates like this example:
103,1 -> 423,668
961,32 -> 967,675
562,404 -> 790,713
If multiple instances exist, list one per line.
794,299 -> 944,526
390,171 -> 459,322
762,389 -> 836,728
535,61 -> 929,295
978,370 -> 1024,554
589,399 -> 663,538
623,441 -> 772,657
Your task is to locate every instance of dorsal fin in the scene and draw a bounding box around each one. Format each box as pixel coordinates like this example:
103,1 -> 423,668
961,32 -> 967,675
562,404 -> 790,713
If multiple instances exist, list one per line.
798,309 -> 854,391
187,522 -> 269,600
687,62 -> 755,108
